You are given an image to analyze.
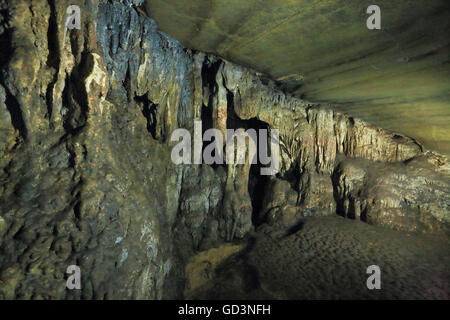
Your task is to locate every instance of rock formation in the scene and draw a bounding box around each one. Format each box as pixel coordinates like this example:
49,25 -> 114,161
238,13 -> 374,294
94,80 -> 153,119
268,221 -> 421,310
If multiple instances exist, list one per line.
0,0 -> 448,299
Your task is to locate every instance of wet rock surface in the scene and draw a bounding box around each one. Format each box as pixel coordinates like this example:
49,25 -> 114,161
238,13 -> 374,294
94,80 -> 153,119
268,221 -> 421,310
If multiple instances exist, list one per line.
0,0 -> 448,299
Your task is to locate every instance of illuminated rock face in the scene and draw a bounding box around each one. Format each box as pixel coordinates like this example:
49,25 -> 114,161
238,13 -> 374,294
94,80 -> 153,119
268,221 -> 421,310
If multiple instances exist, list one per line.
0,0 -> 448,300
145,0 -> 450,157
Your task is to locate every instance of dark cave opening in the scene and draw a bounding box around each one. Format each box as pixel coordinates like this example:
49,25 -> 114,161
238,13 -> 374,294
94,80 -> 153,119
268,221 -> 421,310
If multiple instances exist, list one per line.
248,160 -> 270,226
201,57 -> 222,100
282,160 -> 302,200
331,165 -> 365,221
225,89 -> 271,226
331,167 -> 347,219
44,0 -> 60,121
135,93 -> 158,140
200,56 -> 223,168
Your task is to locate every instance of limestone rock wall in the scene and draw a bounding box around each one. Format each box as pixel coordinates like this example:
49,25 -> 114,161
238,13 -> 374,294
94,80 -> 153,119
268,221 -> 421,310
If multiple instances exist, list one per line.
0,0 -> 185,299
332,155 -> 450,233
0,0 -> 448,300
208,58 -> 448,233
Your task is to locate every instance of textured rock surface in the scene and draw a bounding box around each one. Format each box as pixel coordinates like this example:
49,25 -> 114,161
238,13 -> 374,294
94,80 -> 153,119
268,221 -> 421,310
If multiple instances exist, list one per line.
0,0 -> 185,299
146,0 -> 450,157
333,155 -> 450,233
204,57 -> 449,234
0,0 -> 448,300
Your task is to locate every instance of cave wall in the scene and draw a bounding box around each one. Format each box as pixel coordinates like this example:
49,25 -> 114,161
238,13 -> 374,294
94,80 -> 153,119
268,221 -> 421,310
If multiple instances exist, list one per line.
0,0 -> 448,299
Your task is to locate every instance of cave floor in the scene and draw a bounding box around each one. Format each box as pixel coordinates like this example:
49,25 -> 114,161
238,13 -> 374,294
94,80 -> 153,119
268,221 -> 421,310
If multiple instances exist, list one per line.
188,216 -> 450,300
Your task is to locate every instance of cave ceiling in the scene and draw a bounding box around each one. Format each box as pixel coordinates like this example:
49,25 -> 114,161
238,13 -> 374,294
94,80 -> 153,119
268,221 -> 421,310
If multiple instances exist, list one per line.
145,0 -> 450,157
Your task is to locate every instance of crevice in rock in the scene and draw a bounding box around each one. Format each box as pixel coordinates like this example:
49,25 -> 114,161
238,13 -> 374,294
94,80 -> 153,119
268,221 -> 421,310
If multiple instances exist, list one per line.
201,57 -> 222,106
61,51 -> 91,134
3,85 -> 27,140
73,200 -> 82,220
201,56 -> 222,165
331,165 -> 347,218
248,163 -> 270,226
44,0 -> 60,122
124,62 -> 132,102
135,93 -> 158,140
283,159 -> 302,194
360,206 -> 368,223
225,88 -> 270,226
0,7 -> 12,68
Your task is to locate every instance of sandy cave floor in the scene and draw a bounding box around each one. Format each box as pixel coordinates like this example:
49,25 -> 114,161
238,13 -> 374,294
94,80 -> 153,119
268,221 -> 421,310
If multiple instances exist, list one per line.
186,216 -> 450,300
